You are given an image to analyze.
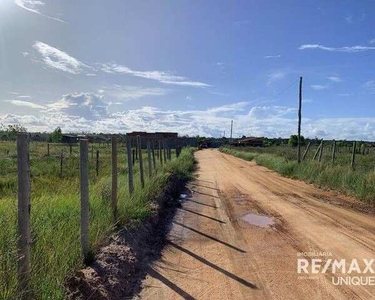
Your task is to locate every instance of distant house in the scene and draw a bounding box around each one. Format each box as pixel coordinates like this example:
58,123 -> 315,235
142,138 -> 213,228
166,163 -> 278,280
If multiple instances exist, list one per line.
235,137 -> 263,147
126,131 -> 196,148
61,135 -> 78,144
88,135 -> 110,143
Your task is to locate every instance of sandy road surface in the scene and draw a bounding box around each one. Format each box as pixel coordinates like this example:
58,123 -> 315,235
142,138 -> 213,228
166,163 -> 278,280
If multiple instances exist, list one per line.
136,149 -> 375,300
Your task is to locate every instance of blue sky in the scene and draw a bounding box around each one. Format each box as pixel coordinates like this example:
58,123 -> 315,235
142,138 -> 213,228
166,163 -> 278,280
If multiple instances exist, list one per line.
1,0 -> 375,139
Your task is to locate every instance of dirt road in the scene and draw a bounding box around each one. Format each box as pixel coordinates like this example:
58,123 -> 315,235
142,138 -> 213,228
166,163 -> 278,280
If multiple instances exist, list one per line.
135,149 -> 375,300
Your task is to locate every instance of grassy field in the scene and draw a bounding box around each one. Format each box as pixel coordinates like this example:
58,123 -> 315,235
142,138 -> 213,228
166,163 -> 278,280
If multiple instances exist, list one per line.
0,141 -> 195,300
220,144 -> 375,203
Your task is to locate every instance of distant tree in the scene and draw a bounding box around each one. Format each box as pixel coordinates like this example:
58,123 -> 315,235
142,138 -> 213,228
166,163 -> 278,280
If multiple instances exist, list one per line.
289,134 -> 305,147
49,127 -> 62,143
3,124 -> 27,140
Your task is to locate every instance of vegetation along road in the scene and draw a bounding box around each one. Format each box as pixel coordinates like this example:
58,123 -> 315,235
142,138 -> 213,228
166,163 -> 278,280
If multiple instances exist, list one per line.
136,149 -> 375,300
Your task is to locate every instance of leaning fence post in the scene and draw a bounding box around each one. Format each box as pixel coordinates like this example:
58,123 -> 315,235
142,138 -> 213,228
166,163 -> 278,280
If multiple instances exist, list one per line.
126,135 -> 134,194
313,141 -> 322,160
302,142 -> 310,160
17,134 -> 31,298
80,139 -> 90,263
96,150 -> 99,176
332,140 -> 336,164
351,141 -> 356,169
318,141 -> 324,163
147,141 -> 152,178
137,136 -> 145,188
60,150 -> 63,177
111,136 -> 118,221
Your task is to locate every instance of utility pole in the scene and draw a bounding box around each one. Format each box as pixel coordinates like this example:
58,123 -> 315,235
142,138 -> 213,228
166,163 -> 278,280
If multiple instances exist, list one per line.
297,76 -> 303,163
230,120 -> 233,143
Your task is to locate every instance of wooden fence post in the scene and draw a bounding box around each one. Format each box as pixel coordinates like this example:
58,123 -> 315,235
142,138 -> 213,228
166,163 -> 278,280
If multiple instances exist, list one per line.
80,139 -> 90,263
152,142 -> 156,170
96,150 -> 99,176
47,143 -> 50,156
318,141 -> 324,163
60,150 -> 63,177
351,141 -> 356,169
147,141 -> 152,178
159,140 -> 163,166
91,145 -> 94,160
332,140 -> 336,164
111,136 -> 118,221
17,134 -> 31,298
135,141 -> 138,161
302,142 -> 311,160
297,76 -> 303,163
137,136 -> 145,188
69,144 -> 72,156
126,135 -> 134,194
156,142 -> 159,159
163,140 -> 167,162
313,141 -> 322,160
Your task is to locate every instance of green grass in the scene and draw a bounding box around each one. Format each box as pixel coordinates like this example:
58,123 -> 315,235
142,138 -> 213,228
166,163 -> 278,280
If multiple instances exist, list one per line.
220,146 -> 375,203
0,141 -> 195,300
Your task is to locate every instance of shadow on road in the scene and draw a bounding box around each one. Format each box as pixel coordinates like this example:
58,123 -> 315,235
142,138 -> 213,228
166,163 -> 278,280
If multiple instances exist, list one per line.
148,268 -> 196,300
168,242 -> 258,290
173,221 -> 246,253
179,207 -> 225,224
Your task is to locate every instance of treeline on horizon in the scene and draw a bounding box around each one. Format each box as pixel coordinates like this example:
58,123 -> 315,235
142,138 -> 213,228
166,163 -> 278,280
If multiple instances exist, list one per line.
1,123 -> 374,146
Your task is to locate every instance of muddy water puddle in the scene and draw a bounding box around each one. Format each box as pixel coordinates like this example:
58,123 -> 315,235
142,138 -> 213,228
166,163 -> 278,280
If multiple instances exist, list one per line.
241,213 -> 275,228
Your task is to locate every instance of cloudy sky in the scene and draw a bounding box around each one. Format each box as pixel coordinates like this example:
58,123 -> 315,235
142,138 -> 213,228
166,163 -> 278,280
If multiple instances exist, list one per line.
1,0 -> 375,139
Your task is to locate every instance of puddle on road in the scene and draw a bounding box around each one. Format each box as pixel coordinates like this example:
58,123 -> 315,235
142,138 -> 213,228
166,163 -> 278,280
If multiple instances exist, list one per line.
241,213 -> 275,228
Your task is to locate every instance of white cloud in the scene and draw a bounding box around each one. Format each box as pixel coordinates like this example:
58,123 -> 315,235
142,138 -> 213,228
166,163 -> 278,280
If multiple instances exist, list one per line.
370,39 -> 375,44
47,93 -> 108,120
21,52 -> 29,57
337,93 -> 350,97
264,55 -> 281,59
208,102 -> 249,114
18,95 -> 31,98
99,63 -> 210,87
13,0 -> 65,23
267,71 -> 287,85
299,44 -> 375,52
345,15 -> 353,24
327,76 -> 341,82
4,99 -> 45,109
100,85 -> 169,100
363,80 -> 375,93
33,41 -> 88,74
311,84 -> 329,90
303,99 -> 313,103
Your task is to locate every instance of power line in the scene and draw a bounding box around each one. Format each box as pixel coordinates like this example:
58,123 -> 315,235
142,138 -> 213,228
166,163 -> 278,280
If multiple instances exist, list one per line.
273,79 -> 299,97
